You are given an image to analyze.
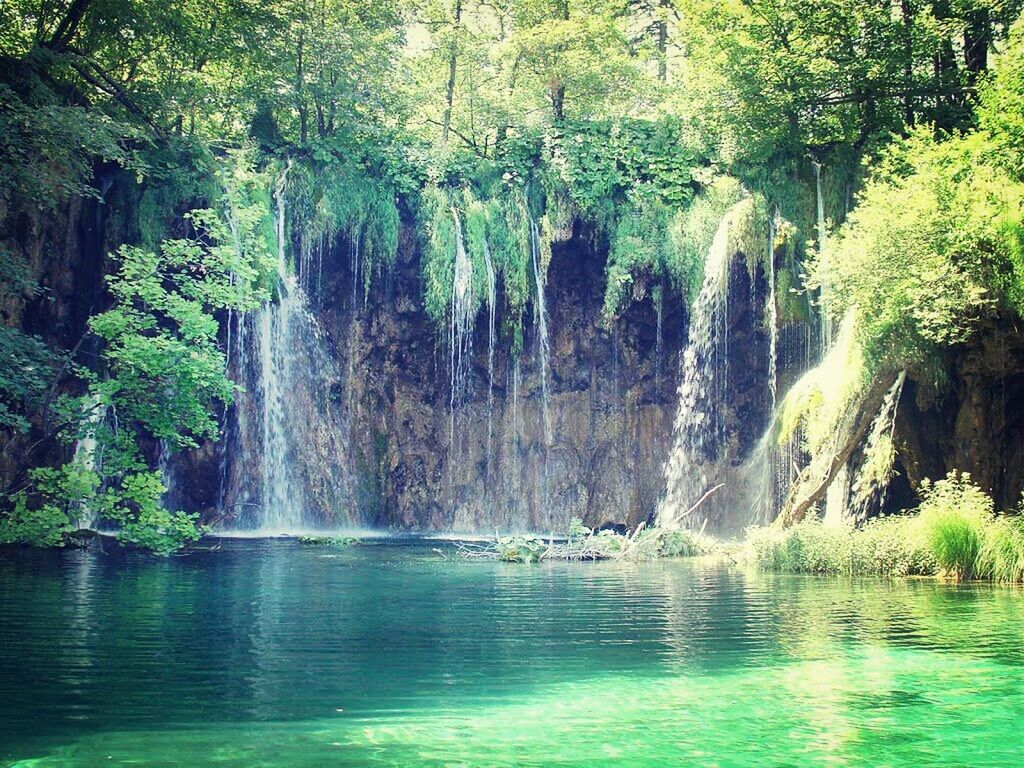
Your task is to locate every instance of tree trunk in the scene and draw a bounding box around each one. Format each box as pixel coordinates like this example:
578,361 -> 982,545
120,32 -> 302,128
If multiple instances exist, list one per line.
901,0 -> 915,127
45,0 -> 94,51
963,8 -> 990,87
777,372 -> 900,527
442,0 -> 463,144
549,0 -> 570,122
657,0 -> 669,82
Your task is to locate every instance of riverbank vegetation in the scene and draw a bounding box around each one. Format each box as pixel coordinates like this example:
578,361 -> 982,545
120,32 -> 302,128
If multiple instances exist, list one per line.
747,473 -> 1024,582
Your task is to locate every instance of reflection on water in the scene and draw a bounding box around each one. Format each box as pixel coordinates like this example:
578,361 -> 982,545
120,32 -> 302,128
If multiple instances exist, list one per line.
0,539 -> 1021,767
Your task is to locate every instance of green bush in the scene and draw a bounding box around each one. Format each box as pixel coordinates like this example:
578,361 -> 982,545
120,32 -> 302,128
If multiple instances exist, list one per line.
975,515 -> 1024,583
747,516 -> 937,577
0,495 -> 74,548
496,535 -> 547,563
852,515 -> 935,577
298,536 -> 359,547
916,472 -> 993,579
657,529 -> 711,558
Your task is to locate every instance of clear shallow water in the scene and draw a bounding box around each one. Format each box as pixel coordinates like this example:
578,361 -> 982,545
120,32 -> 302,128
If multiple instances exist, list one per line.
0,539 -> 1021,767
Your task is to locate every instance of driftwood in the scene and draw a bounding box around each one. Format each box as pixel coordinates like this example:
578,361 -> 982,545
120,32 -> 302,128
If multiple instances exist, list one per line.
627,483 -> 725,558
777,371 -> 900,527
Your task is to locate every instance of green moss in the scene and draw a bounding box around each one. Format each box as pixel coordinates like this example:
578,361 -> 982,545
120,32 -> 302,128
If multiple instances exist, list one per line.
419,184 -> 541,354
136,142 -> 221,250
287,158 -> 400,295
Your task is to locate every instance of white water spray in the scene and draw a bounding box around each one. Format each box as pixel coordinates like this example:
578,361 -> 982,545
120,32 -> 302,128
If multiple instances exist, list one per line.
812,160 -> 833,353
529,215 -> 552,447
766,212 -> 779,412
71,395 -> 107,529
448,207 -> 475,494
483,237 -> 497,476
657,200 -> 750,528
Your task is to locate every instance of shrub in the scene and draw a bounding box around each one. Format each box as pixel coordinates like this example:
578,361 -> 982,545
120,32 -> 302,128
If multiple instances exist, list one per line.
746,472 -> 1024,582
0,496 -> 73,548
852,515 -> 935,576
496,535 -> 547,563
917,472 -> 993,579
746,515 -> 939,577
975,515 -> 1024,583
746,519 -> 853,574
656,528 -> 716,558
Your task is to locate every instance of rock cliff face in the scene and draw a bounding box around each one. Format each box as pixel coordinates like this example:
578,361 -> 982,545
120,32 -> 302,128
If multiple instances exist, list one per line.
0,165 -> 118,492
8,181 -> 1024,533
894,317 -> 1024,513
235,221 -> 691,532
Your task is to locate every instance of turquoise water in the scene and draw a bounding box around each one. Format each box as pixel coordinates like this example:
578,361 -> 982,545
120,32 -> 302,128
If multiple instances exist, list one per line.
0,538 -> 1021,767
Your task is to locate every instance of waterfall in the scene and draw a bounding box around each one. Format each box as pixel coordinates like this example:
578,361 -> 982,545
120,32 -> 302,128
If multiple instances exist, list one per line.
838,370 -> 907,525
654,284 -> 664,396
529,215 -> 552,447
812,160 -> 833,353
448,207 -> 475,496
157,439 -> 176,511
511,359 -> 520,442
71,395 -> 107,529
483,238 -> 497,477
766,213 -> 779,412
220,161 -> 357,533
350,229 -> 362,308
657,201 -> 746,528
255,164 -> 299,530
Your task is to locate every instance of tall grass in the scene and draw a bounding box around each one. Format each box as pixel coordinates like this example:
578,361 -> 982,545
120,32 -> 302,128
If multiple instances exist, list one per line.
975,516 -> 1024,583
747,472 -> 1024,582
916,473 -> 993,579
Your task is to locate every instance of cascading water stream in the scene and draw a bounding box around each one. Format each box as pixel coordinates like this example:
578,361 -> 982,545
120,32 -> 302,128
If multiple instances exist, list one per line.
766,212 -> 779,412
256,163 -> 299,530
157,439 -> 176,511
812,160 -> 833,354
483,238 -> 497,477
71,395 -> 107,529
448,207 -> 475,497
654,285 -> 664,396
829,370 -> 908,525
529,215 -> 552,447
657,201 -> 744,528
219,161 -> 356,533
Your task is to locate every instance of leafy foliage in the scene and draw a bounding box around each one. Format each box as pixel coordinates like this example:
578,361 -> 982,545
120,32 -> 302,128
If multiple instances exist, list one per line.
916,472 -> 994,579
2,152 -> 274,553
88,208 -> 268,449
0,325 -> 61,433
288,158 -> 401,297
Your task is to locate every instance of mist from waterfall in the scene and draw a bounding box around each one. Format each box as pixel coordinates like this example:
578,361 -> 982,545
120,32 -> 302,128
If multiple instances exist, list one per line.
812,161 -> 833,354
483,238 -> 497,478
71,395 -> 107,529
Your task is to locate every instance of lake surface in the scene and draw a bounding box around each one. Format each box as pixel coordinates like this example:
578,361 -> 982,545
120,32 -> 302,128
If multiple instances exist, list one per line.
0,538 -> 1021,767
